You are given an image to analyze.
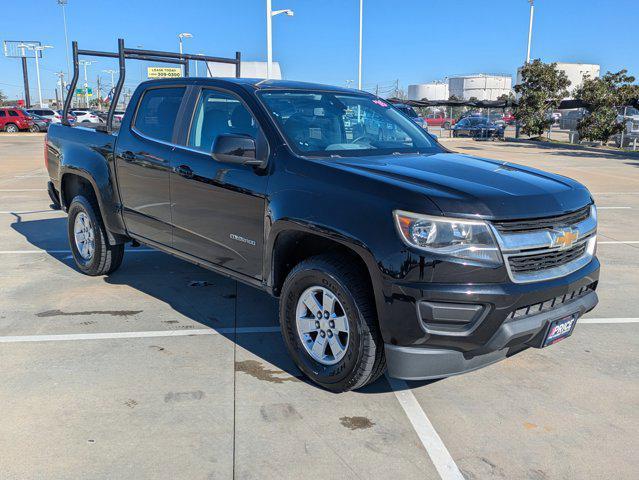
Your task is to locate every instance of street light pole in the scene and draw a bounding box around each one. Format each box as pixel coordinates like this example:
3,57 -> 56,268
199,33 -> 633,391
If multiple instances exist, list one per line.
57,0 -> 71,99
358,0 -> 363,90
177,33 -> 193,76
80,60 -> 96,108
266,1 -> 294,80
526,0 -> 534,63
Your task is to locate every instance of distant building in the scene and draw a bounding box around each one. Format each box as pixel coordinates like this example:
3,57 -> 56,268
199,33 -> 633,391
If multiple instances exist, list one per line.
448,74 -> 513,101
206,61 -> 282,79
407,82 -> 449,101
516,62 -> 600,98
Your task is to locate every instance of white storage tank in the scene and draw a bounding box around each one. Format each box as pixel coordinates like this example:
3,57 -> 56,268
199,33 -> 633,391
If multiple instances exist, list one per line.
448,74 -> 513,101
408,82 -> 449,101
516,63 -> 600,97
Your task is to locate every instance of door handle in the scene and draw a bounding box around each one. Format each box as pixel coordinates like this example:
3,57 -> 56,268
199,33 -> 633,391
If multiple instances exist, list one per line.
176,165 -> 194,179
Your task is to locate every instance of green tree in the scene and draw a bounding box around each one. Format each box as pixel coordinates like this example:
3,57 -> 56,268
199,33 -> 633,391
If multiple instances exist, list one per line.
575,70 -> 638,143
514,60 -> 571,138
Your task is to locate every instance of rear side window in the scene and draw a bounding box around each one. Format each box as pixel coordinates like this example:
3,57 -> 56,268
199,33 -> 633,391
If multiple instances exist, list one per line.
8,110 -> 18,117
134,87 -> 185,143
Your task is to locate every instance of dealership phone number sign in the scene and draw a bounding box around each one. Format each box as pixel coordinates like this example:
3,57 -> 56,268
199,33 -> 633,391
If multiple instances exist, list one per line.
147,67 -> 182,78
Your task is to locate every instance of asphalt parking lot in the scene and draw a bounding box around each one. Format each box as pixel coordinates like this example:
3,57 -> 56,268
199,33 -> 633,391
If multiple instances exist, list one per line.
1,133 -> 638,480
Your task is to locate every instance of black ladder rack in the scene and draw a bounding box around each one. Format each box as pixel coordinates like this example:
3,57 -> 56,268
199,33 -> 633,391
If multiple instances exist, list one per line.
62,38 -> 241,132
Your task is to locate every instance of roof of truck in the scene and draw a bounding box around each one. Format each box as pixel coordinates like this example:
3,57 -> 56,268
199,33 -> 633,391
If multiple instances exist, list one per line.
138,77 -> 368,95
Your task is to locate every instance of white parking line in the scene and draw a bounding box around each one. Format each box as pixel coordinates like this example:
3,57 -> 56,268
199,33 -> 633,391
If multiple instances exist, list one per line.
386,375 -> 464,480
0,326 -> 281,343
597,206 -> 632,210
0,210 -> 63,214
598,241 -> 639,244
0,249 -> 156,254
580,318 -> 639,324
0,188 -> 45,192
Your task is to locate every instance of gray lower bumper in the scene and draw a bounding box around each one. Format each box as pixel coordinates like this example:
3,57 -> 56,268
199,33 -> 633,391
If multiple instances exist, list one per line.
385,291 -> 598,381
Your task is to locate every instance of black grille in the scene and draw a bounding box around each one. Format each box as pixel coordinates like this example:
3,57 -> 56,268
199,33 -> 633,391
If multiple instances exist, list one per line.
508,243 -> 587,274
493,205 -> 591,233
507,282 -> 597,320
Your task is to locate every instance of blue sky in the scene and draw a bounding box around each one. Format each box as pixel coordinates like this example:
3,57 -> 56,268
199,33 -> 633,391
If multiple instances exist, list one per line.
1,0 -> 638,101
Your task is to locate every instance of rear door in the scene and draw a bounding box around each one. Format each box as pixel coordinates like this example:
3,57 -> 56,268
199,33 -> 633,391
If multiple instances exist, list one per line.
169,87 -> 269,279
114,85 -> 187,246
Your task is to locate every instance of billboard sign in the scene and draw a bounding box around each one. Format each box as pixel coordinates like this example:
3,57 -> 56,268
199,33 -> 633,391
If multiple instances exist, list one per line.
147,67 -> 181,79
2,40 -> 42,58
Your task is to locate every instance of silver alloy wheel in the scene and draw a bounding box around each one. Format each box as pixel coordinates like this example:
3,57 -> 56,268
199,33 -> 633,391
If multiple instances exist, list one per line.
295,286 -> 350,365
6,124 -> 18,133
73,211 -> 95,261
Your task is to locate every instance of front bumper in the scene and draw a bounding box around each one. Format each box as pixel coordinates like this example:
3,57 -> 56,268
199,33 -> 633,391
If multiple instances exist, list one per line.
385,290 -> 597,380
381,257 -> 600,380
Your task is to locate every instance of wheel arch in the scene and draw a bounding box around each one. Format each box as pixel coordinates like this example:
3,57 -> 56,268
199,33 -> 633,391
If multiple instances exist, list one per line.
266,221 -> 383,309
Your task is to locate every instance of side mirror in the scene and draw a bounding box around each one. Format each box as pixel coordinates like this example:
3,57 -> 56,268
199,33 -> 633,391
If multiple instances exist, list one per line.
211,134 -> 263,167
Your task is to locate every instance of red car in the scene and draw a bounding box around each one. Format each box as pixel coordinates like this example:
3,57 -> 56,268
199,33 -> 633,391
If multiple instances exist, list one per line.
425,112 -> 456,129
0,107 -> 35,132
502,113 -> 516,125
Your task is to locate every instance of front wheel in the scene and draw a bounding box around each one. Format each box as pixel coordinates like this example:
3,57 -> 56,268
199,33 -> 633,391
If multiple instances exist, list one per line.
279,254 -> 385,392
67,195 -> 124,276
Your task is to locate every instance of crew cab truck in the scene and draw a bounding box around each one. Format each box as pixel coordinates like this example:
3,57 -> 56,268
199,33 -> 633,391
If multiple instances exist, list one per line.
45,45 -> 599,392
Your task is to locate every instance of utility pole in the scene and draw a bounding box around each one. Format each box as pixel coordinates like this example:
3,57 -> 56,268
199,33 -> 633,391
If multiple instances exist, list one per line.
96,76 -> 101,111
54,72 -> 65,109
526,0 -> 534,63
358,0 -> 363,90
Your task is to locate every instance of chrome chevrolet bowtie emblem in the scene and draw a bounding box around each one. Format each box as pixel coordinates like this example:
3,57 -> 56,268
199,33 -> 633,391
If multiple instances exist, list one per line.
553,229 -> 579,250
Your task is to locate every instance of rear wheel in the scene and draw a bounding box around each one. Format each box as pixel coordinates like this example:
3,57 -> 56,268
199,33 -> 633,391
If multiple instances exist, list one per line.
279,254 -> 385,392
29,125 -> 39,133
67,195 -> 124,276
4,123 -> 19,133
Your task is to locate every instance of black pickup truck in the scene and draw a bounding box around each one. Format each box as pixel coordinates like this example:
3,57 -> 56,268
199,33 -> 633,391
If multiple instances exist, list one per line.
45,67 -> 600,392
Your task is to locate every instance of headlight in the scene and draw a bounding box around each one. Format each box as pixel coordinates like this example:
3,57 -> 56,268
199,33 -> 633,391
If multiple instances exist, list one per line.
393,210 -> 502,266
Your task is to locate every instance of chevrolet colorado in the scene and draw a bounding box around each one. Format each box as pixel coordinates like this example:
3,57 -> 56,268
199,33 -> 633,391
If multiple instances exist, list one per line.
44,44 -> 599,392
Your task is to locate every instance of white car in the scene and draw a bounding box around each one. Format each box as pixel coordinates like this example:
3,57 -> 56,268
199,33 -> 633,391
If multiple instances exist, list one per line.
26,108 -> 64,124
70,110 -> 101,124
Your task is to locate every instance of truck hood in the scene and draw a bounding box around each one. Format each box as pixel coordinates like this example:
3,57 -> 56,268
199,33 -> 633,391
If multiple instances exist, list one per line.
333,152 -> 592,219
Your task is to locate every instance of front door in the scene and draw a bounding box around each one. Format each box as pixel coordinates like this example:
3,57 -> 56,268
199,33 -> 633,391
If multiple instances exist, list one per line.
114,86 -> 186,246
170,88 -> 268,279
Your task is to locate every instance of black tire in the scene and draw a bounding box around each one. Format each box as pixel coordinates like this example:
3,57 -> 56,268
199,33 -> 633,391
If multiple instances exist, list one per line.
279,254 -> 385,392
67,195 -> 124,276
4,123 -> 19,133
443,121 -> 451,130
29,125 -> 40,133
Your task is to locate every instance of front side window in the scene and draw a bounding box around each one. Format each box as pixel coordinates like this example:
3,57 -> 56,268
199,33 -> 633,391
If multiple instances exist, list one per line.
259,90 -> 440,157
188,90 -> 258,152
134,87 -> 185,143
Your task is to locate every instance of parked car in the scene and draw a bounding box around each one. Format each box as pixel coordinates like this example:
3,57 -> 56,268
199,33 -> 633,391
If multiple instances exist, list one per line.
451,116 -> 505,139
47,77 -> 599,392
27,113 -> 50,132
394,103 -> 428,130
27,108 -> 65,124
0,107 -> 35,132
70,110 -> 101,124
425,112 -> 456,129
488,112 -> 506,127
56,110 -> 76,123
501,112 -> 516,125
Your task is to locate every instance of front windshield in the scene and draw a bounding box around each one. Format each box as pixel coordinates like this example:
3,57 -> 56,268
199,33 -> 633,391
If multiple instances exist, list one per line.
259,90 -> 441,157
